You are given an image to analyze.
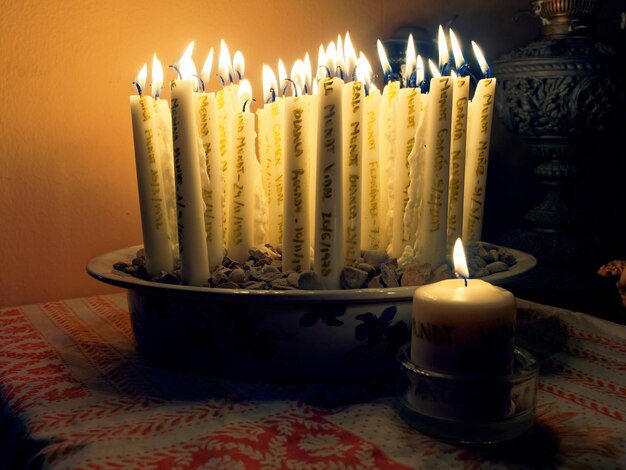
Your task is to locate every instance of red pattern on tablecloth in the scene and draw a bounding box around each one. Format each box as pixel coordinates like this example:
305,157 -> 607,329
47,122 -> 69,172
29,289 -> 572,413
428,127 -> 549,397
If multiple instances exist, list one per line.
41,300 -> 164,401
1,295 -> 625,469
0,308 -> 90,413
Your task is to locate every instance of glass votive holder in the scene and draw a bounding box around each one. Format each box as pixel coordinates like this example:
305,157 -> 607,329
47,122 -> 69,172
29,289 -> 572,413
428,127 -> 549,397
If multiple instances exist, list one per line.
396,343 -> 539,444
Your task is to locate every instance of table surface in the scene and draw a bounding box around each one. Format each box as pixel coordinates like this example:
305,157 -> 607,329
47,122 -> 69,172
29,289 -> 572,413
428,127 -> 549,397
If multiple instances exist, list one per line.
1,293 -> 625,469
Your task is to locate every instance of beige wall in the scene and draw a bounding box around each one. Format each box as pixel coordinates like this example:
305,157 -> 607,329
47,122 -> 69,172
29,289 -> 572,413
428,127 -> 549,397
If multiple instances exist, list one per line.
0,0 -> 548,307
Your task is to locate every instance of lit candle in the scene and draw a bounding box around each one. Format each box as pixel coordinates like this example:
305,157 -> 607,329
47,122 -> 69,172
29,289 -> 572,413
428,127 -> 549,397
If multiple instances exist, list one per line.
129,63 -> 174,277
462,41 -> 496,243
447,30 -> 470,250
376,40 -> 399,253
415,30 -> 453,269
170,42 -> 210,285
390,34 -> 420,259
149,54 -> 179,258
359,54 -> 382,251
411,238 -> 516,377
216,39 -> 237,245
341,32 -> 364,264
227,79 -> 258,263
314,42 -> 344,289
282,60 -> 311,271
195,48 -> 226,270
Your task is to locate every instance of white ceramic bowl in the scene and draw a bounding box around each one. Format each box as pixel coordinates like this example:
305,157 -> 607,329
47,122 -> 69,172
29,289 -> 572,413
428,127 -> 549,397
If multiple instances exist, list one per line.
87,245 -> 536,381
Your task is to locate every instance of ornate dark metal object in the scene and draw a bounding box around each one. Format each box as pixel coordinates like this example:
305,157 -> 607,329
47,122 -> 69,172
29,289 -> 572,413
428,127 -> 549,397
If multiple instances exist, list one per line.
493,0 -> 625,262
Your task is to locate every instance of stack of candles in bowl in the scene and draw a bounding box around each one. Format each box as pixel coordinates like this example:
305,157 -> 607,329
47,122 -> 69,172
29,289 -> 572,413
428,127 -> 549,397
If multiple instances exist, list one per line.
129,27 -> 496,289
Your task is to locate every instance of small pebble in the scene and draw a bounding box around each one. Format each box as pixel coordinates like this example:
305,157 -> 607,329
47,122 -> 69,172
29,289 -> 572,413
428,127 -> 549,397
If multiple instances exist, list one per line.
380,264 -> 399,287
218,282 -> 240,289
243,281 -> 267,289
340,267 -> 369,289
367,276 -> 383,288
228,268 -> 245,284
474,256 -> 487,268
286,271 -> 300,287
298,271 -> 324,290
486,261 -> 509,274
356,262 -> 375,275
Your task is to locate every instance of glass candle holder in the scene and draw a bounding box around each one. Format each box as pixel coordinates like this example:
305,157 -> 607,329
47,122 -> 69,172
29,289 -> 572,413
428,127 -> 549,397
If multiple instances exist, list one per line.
397,343 -> 539,444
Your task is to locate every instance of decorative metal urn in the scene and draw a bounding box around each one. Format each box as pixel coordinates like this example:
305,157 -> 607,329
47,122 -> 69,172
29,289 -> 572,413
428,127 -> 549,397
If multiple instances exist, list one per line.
492,0 -> 625,264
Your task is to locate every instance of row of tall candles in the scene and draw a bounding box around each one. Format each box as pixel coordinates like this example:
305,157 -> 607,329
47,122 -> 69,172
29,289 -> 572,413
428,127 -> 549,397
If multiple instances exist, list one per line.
129,27 -> 496,288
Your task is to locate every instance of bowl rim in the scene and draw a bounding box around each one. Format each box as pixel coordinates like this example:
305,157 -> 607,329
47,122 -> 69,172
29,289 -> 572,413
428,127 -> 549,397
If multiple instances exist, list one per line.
87,244 -> 536,304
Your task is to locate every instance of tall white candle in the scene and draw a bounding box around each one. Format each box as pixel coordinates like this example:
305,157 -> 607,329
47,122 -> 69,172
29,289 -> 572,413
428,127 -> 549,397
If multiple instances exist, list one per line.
376,40 -> 399,254
342,81 -> 364,264
195,50 -> 225,270
447,75 -> 470,250
390,87 -> 419,258
227,79 -> 257,263
170,48 -> 210,285
129,64 -> 174,277
283,87 -> 311,271
361,86 -> 381,250
314,44 -> 344,288
415,70 -> 453,269
463,42 -> 496,243
446,32 -> 471,251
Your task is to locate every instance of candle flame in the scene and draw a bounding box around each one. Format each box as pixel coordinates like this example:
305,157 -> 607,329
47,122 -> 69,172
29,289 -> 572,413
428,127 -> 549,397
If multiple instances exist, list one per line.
178,41 -> 198,88
449,29 -> 465,71
344,31 -> 358,80
416,55 -> 425,84
471,41 -> 490,77
316,44 -> 328,80
278,58 -> 288,95
290,59 -> 305,96
218,39 -> 233,85
151,54 -> 163,98
237,78 -> 253,112
233,50 -> 245,81
325,41 -> 337,79
405,33 -> 416,86
377,39 -> 392,80
312,77 -> 319,95
303,52 -> 312,93
136,63 -> 147,94
451,69 -> 457,79
357,51 -> 372,89
336,34 -> 345,78
262,64 -> 278,103
437,25 -> 449,70
200,48 -> 214,91
428,58 -> 441,78
453,238 -> 470,280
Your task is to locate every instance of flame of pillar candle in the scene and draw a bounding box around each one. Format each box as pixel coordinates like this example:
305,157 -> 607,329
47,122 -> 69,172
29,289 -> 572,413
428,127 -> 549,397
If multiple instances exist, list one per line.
312,77 -> 319,95
336,34 -> 345,79
377,39 -> 392,84
218,39 -> 233,85
437,25 -> 449,74
449,29 -> 467,75
428,58 -> 441,78
304,52 -> 312,93
316,44 -> 328,80
453,238 -> 470,280
178,41 -> 198,87
151,54 -> 163,98
325,41 -> 338,79
451,69 -> 458,79
278,58 -> 289,95
405,33 -> 416,87
262,64 -> 278,103
290,59 -> 305,96
233,50 -> 245,81
471,41 -> 491,78
237,78 -> 253,112
135,63 -> 147,95
344,32 -> 358,80
200,48 -> 214,92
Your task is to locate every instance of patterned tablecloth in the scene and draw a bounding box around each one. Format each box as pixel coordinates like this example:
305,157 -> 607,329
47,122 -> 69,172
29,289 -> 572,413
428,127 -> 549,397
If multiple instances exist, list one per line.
1,293 -> 625,469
